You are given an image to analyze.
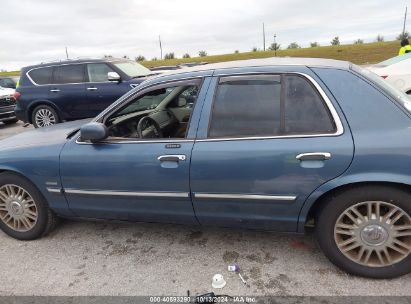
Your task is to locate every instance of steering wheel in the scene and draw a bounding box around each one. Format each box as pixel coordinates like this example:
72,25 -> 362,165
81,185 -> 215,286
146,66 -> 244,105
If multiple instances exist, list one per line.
137,116 -> 163,139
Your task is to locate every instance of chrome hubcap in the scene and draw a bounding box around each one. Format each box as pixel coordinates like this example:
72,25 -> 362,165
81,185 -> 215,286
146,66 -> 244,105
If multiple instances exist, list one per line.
334,201 -> 411,267
35,108 -> 56,127
0,185 -> 38,232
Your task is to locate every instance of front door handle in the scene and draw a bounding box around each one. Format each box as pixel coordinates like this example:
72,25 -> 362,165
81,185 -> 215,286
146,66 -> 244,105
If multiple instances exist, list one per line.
87,87 -> 98,91
296,152 -> 332,161
158,155 -> 186,162
50,89 -> 60,93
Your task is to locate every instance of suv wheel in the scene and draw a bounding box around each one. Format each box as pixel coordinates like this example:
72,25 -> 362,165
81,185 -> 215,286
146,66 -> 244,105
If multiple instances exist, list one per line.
0,172 -> 58,240
32,105 -> 60,128
316,186 -> 411,278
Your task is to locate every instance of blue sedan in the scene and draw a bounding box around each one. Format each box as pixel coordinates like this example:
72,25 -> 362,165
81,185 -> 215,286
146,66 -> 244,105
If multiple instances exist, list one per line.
1,58 -> 411,279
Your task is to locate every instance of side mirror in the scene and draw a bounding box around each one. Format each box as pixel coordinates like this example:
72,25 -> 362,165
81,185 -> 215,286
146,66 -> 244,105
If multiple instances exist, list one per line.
80,122 -> 108,142
108,72 -> 121,82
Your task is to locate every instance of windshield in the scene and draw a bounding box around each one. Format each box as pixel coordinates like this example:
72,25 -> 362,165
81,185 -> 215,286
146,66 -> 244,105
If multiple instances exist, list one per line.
375,53 -> 411,67
352,64 -> 411,113
113,61 -> 151,78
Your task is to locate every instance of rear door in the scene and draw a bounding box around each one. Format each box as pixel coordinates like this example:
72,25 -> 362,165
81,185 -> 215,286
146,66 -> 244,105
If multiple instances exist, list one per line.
85,63 -> 125,116
190,72 -> 354,231
48,64 -> 88,119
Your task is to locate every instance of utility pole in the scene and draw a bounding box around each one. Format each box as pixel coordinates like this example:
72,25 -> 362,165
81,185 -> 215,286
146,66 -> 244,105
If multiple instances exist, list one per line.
403,6 -> 408,36
65,47 -> 69,59
263,23 -> 266,51
159,35 -> 163,60
274,34 -> 277,56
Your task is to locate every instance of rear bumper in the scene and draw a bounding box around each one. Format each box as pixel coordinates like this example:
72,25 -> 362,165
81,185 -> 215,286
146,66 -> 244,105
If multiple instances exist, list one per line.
0,106 -> 17,122
14,106 -> 27,123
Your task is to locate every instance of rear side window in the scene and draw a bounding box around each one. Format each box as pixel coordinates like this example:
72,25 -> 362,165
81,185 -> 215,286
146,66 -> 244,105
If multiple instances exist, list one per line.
208,74 -> 336,138
28,67 -> 53,85
53,64 -> 85,84
284,75 -> 335,134
87,63 -> 115,82
209,76 -> 281,137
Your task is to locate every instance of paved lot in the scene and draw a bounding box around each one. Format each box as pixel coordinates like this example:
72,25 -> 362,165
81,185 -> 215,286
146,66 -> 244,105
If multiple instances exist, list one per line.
0,122 -> 411,296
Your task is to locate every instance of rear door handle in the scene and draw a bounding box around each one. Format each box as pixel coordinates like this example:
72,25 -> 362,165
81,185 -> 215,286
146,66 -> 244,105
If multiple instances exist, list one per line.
296,152 -> 332,161
87,87 -> 98,91
50,89 -> 60,93
158,155 -> 186,162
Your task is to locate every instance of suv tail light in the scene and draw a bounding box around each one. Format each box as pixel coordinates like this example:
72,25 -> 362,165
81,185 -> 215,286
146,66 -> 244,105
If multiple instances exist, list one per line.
13,91 -> 21,101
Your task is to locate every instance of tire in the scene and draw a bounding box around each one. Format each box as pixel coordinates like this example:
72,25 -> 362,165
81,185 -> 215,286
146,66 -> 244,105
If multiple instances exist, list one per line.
0,172 -> 58,240
31,105 -> 60,128
3,118 -> 18,125
316,185 -> 411,278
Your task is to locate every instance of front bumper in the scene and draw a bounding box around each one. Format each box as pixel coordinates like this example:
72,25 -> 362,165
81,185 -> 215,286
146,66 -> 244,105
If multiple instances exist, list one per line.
0,105 -> 17,122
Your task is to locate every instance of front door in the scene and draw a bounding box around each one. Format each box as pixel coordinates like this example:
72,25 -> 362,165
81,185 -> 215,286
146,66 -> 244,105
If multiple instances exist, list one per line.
190,73 -> 354,231
59,77 -> 208,224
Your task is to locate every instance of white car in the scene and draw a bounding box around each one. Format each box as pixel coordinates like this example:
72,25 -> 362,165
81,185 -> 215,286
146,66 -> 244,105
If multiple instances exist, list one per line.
368,53 -> 411,94
0,86 -> 18,124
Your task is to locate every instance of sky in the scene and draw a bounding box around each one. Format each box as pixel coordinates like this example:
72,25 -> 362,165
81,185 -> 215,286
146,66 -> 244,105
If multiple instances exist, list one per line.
0,0 -> 409,71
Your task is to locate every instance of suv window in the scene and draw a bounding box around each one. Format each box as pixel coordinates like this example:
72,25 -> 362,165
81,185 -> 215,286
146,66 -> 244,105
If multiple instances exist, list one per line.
28,67 -> 53,85
53,64 -> 85,84
208,74 -> 336,138
87,63 -> 115,82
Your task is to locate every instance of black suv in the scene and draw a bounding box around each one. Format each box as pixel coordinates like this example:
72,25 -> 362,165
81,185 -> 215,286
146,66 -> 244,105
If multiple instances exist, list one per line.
15,58 -> 152,127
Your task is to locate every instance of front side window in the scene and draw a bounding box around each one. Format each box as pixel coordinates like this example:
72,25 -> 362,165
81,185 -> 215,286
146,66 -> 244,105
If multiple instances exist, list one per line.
28,67 -> 53,85
87,63 -> 115,82
105,80 -> 201,140
53,64 -> 85,84
208,74 -> 336,138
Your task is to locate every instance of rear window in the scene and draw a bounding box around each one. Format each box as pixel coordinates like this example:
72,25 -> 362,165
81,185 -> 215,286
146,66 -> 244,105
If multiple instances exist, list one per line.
352,64 -> 411,113
54,64 -> 85,84
375,53 -> 411,67
28,67 -> 53,85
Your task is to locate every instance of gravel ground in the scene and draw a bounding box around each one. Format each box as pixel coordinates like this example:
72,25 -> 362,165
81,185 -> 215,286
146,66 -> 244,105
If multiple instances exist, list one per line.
0,121 -> 410,297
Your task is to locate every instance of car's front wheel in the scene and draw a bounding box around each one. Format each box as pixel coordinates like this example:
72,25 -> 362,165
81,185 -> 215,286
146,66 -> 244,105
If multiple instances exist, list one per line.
0,172 -> 58,240
32,105 -> 60,128
316,186 -> 411,278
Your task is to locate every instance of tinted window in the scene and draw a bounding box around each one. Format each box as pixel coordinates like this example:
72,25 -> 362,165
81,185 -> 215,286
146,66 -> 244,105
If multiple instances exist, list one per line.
28,67 -> 53,85
209,76 -> 281,138
0,78 -> 16,89
54,64 -> 85,84
87,63 -> 114,82
284,75 -> 335,134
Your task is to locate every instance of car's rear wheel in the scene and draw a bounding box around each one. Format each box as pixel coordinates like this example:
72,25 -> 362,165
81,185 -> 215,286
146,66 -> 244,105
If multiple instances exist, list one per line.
32,105 -> 60,128
3,118 -> 18,125
316,186 -> 411,278
0,172 -> 58,240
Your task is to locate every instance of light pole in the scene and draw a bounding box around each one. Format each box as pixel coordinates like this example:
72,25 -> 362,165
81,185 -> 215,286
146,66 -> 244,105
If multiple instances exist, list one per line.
274,34 -> 277,56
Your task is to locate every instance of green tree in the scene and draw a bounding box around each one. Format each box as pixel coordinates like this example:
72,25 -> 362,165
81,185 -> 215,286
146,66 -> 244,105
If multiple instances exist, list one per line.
310,42 -> 319,47
287,42 -> 300,49
164,53 -> 175,60
151,57 -> 158,61
135,55 -> 146,62
268,42 -> 280,51
198,50 -> 208,57
397,31 -> 410,40
252,47 -> 258,52
234,50 -> 239,54
331,36 -> 340,46
182,53 -> 191,58
376,34 -> 384,42
354,39 -> 364,44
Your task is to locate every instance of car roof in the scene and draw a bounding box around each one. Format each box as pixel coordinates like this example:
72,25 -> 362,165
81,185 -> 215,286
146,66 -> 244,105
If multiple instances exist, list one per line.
21,58 -> 130,70
154,57 -> 351,78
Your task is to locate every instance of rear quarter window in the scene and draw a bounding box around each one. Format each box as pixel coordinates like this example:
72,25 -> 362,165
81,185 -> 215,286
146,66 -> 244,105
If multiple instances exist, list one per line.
28,67 -> 53,85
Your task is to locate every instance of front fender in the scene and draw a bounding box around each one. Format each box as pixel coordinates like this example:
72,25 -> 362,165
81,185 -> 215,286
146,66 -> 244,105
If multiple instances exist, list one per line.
297,172 -> 411,232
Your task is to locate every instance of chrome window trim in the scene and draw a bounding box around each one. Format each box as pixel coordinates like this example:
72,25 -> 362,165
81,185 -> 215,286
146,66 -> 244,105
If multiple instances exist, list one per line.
75,137 -> 195,145
63,188 -> 189,198
194,193 -> 296,202
201,72 -> 343,142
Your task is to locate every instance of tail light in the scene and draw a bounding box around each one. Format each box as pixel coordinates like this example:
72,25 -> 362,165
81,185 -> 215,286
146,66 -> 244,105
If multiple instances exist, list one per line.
13,91 -> 21,101
381,75 -> 388,79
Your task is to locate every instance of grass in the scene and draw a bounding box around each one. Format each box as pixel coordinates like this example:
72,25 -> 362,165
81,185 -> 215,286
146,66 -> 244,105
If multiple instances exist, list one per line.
0,40 -> 400,77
